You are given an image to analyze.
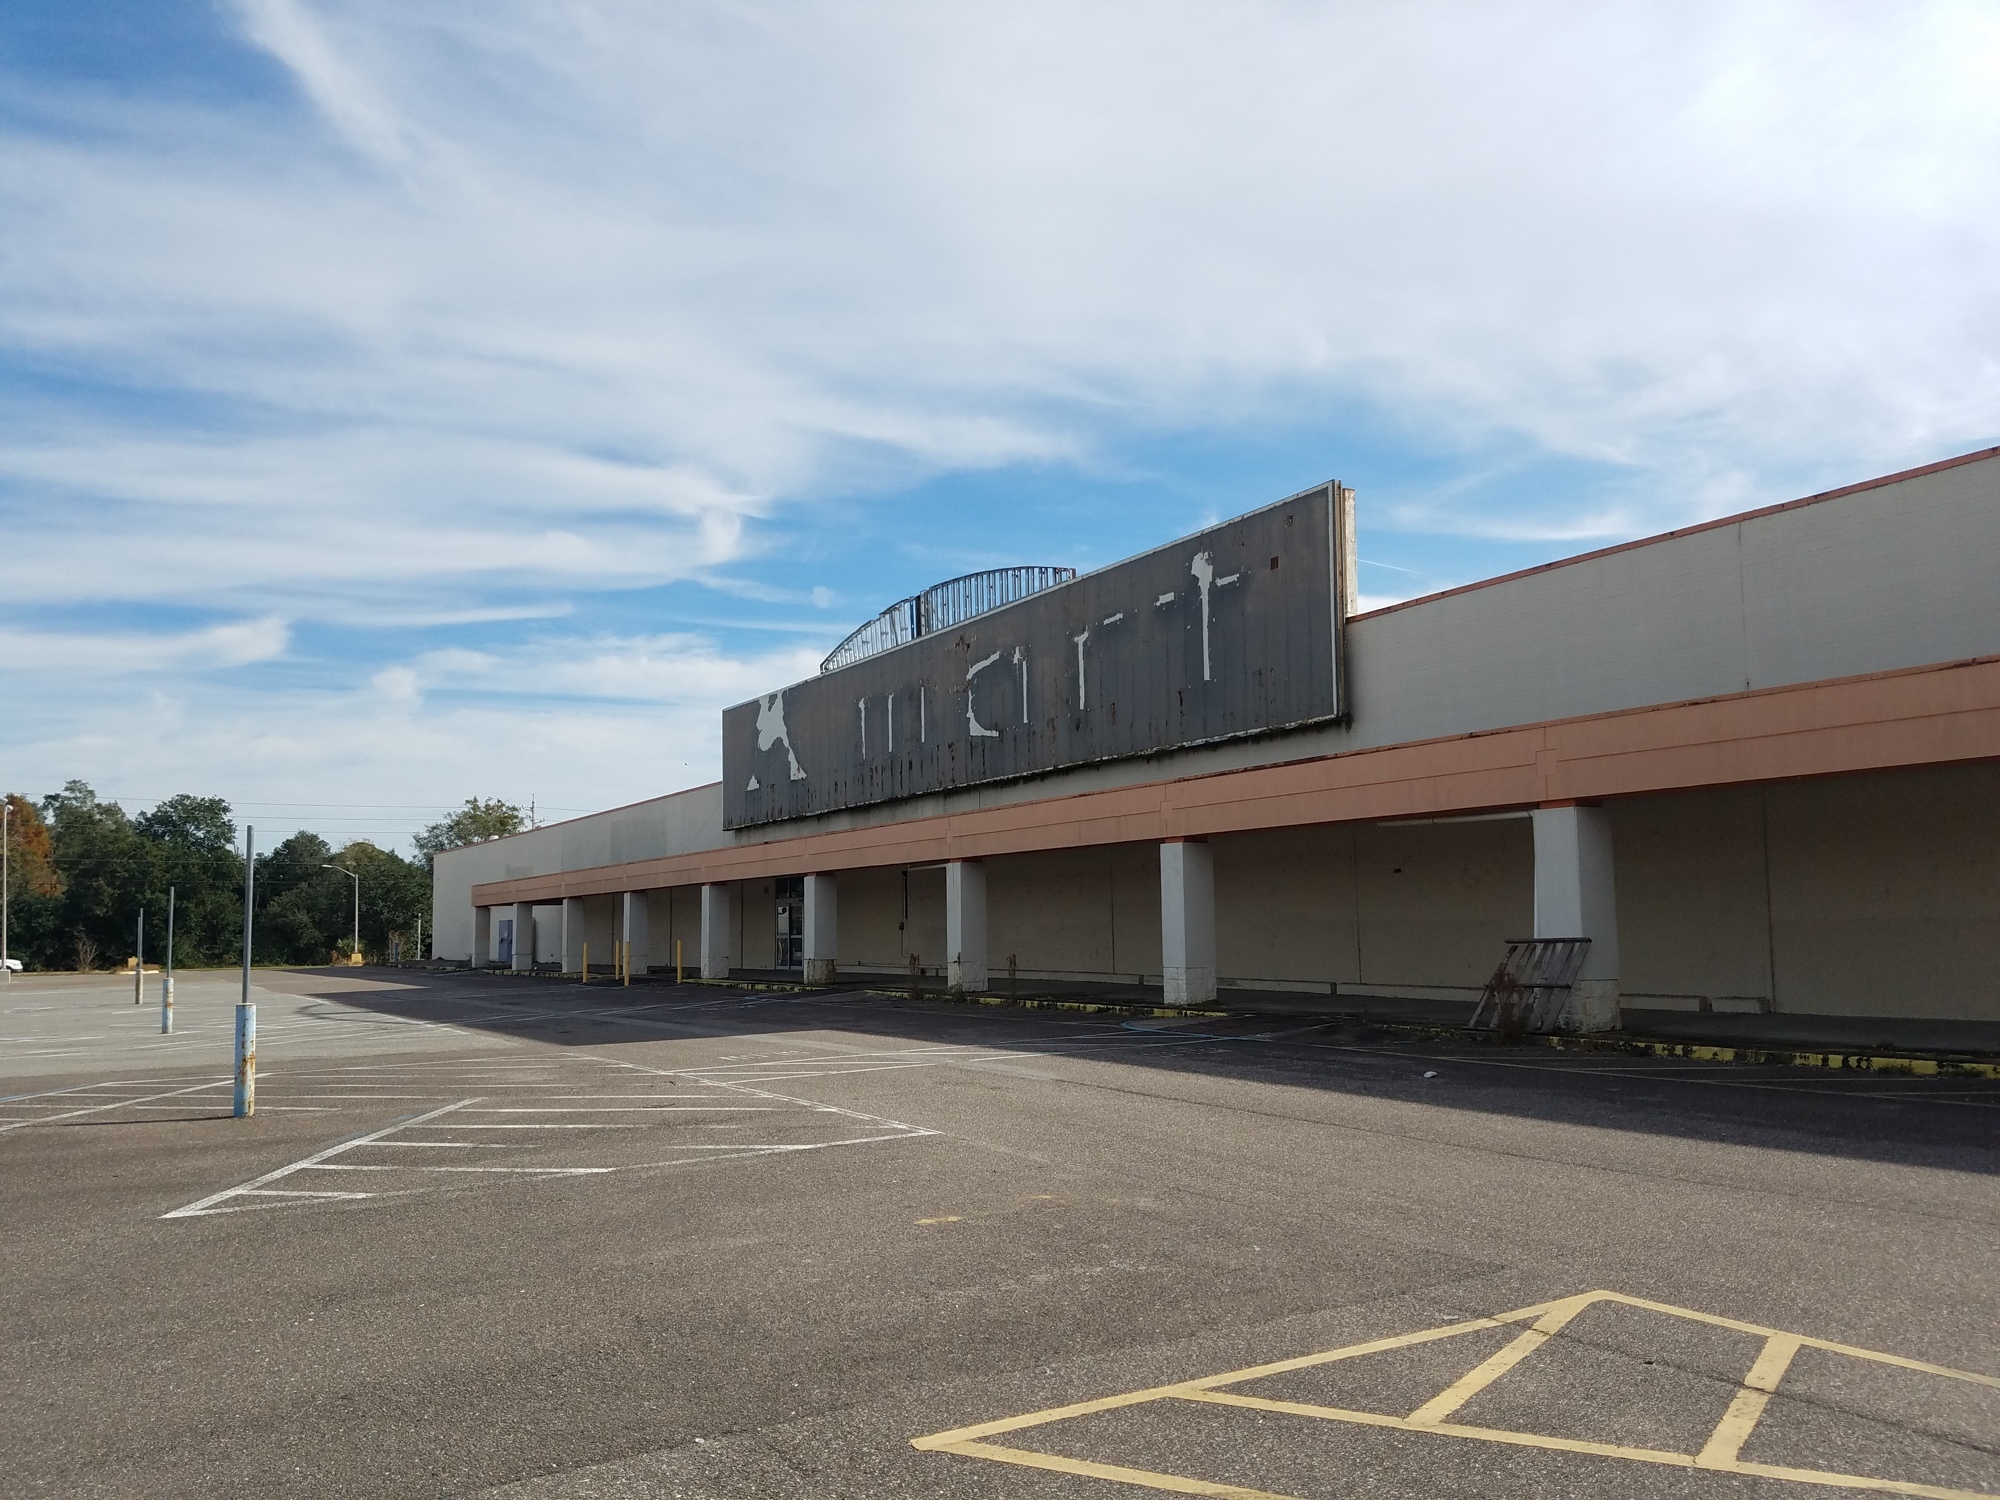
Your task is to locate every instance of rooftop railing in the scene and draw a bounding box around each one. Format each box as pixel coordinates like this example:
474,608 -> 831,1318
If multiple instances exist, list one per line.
820,565 -> 1077,674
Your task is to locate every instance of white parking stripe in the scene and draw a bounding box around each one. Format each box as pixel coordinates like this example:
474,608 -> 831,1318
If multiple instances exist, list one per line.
162,1098 -> 481,1217
0,1079 -> 227,1133
159,1047 -> 946,1220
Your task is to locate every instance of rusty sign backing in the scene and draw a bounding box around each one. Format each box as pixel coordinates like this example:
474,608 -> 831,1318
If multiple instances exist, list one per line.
723,482 -> 1349,829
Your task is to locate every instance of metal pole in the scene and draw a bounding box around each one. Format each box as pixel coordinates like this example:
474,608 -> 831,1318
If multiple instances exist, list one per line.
162,886 -> 175,1033
417,914 -> 422,963
3,800 -> 11,983
322,864 -> 360,966
135,907 -> 144,1004
235,826 -> 255,1117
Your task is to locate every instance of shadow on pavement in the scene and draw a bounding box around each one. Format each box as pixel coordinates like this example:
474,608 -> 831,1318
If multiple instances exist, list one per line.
279,964 -> 2000,1178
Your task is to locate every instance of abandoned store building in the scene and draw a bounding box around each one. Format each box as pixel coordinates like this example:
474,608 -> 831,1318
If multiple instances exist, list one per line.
433,446 -> 2000,1032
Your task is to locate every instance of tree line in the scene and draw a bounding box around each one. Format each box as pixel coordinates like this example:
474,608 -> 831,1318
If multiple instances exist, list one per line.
1,785 -> 524,971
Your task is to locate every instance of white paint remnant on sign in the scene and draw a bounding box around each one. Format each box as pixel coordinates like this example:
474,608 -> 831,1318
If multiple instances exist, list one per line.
1190,551 -> 1242,682
755,691 -> 809,781
966,651 -> 1002,738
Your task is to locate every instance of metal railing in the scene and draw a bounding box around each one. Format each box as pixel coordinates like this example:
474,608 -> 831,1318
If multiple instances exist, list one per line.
1467,938 -> 1593,1034
820,565 -> 1076,674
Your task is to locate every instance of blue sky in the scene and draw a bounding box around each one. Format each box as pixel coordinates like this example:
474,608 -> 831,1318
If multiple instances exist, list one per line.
3,2 -> 1997,852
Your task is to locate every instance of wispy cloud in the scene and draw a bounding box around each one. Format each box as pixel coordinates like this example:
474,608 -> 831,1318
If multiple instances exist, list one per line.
2,1 -> 1996,828
0,616 -> 290,674
1,627 -> 820,848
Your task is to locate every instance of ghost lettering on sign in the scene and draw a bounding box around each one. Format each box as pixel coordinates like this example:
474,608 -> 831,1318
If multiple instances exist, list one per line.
722,483 -> 1346,829
966,651 -> 1002,738
1189,550 -> 1242,682
753,690 -> 808,787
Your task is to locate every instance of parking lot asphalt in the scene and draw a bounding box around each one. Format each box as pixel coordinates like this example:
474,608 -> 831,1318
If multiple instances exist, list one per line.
3,968 -> 1996,1499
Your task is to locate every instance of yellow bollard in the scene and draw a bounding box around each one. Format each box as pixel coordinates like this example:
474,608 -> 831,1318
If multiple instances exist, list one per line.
675,938 -> 683,984
581,941 -> 588,983
623,940 -> 631,987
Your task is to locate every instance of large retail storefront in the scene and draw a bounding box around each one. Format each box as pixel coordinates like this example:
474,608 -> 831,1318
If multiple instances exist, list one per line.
436,448 -> 2000,1030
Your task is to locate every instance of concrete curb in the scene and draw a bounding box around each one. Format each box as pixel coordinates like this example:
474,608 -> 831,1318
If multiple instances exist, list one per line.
826,983 -> 2000,1080
586,975 -> 2000,1080
1536,1032 -> 2000,1078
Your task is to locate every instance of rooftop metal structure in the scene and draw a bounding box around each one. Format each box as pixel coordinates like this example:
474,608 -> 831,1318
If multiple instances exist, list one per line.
820,565 -> 1077,674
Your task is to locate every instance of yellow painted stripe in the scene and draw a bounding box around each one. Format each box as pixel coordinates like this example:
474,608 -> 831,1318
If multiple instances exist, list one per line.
1182,1297 -> 1583,1392
1184,1389 -> 1695,1467
1404,1294 -> 1597,1426
912,1383 -> 1203,1447
916,1288 -> 2000,1500
1696,1333 -> 1801,1468
924,1440 -> 1305,1499
1591,1292 -> 2000,1386
911,1298 -> 1578,1449
1723,1456 -> 1999,1499
1184,1390 -> 2000,1497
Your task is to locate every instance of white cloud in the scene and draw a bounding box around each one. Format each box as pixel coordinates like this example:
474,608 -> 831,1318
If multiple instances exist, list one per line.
3,1 -> 1997,823
2,3 -> 1993,619
406,632 -> 827,705
0,629 -> 823,850
0,616 -> 290,674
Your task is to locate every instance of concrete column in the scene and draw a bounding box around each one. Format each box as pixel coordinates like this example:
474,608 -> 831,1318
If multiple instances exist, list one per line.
511,901 -> 535,972
700,883 -> 734,979
473,906 -> 491,968
1160,839 -> 1217,1006
622,891 -> 649,976
945,860 -> 987,992
561,896 -> 585,975
1533,804 -> 1620,1031
802,873 -> 838,986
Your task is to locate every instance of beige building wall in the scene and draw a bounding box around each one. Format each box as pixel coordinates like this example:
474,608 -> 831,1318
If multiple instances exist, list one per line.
732,880 -> 779,972
977,844 -> 1163,983
1611,788 -> 1775,1012
457,763 -> 1998,1024
810,768 -> 2000,1020
835,866 -> 902,971
1354,820 -> 1532,997
1212,826 -> 1354,991
650,886 -> 702,975
907,868 -> 947,972
584,894 -> 618,965
1766,763 -> 2000,1020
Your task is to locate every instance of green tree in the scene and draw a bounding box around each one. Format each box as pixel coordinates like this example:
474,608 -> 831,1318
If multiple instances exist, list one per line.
327,841 -> 430,960
414,797 -> 524,869
41,782 -> 153,970
252,834 -> 430,964
3,794 -> 65,970
134,794 -> 243,966
255,832 -> 346,964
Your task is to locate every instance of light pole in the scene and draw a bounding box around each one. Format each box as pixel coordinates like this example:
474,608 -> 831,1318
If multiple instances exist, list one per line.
3,798 -> 11,983
323,864 -> 360,965
162,886 -> 175,1034
236,826 -> 255,1117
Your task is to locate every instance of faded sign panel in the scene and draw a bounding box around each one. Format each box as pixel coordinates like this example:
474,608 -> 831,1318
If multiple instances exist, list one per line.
723,483 -> 1348,828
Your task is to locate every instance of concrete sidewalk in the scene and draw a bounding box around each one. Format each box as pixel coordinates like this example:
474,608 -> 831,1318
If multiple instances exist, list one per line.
706,967 -> 2000,1061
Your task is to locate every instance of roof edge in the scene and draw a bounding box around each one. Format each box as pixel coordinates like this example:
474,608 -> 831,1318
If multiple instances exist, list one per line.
434,780 -> 724,857
1349,444 -> 2000,624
